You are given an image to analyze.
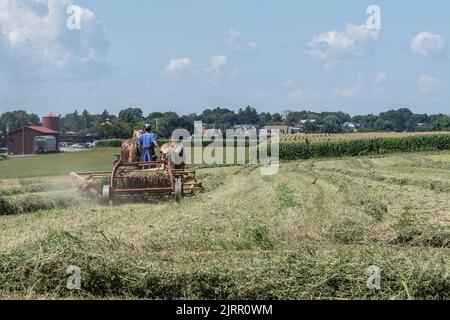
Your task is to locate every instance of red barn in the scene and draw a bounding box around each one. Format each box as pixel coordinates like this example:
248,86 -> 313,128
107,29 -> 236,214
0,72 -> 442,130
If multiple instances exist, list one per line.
8,126 -> 59,155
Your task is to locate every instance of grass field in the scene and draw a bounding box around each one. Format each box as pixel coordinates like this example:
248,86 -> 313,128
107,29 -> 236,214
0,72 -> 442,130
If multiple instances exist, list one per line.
0,148 -> 119,178
0,148 -> 449,299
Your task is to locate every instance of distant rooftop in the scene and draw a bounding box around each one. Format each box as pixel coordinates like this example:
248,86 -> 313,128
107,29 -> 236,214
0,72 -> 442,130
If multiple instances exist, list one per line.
28,126 -> 58,134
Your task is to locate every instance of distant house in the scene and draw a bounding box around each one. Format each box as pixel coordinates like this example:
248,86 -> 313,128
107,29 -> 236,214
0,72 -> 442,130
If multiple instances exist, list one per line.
291,127 -> 302,134
233,124 -> 258,136
299,119 -> 317,124
293,119 -> 318,132
262,125 -> 292,136
101,118 -> 112,127
343,122 -> 360,132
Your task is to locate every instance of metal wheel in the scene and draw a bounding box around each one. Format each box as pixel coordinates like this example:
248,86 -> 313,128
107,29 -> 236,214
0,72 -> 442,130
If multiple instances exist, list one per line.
102,185 -> 112,205
174,177 -> 182,201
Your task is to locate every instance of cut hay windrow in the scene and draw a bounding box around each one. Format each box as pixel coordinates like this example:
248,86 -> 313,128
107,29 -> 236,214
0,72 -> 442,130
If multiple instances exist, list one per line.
72,170 -> 173,200
115,171 -> 171,189
0,191 -> 82,215
0,184 -> 53,197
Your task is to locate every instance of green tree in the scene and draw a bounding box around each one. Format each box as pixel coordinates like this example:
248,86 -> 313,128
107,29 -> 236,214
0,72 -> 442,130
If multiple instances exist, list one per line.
80,109 -> 92,132
118,108 -> 144,127
61,111 -> 81,132
434,116 -> 450,131
322,115 -> 342,133
378,108 -> 416,132
237,106 -> 259,124
156,112 -> 181,138
101,109 -> 112,121
0,110 -> 40,147
0,110 -> 40,131
99,119 -> 133,139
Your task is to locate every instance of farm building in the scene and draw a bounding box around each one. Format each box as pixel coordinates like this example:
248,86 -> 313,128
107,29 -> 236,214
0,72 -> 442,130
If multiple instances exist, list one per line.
262,125 -> 292,136
8,126 -> 59,155
7,114 -> 60,155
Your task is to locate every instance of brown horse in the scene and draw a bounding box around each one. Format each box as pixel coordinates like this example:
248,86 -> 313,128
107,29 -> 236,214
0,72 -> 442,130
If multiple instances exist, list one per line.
121,130 -> 143,163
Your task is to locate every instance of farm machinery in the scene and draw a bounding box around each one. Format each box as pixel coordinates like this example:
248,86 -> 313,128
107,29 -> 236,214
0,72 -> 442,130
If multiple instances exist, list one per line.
71,142 -> 203,204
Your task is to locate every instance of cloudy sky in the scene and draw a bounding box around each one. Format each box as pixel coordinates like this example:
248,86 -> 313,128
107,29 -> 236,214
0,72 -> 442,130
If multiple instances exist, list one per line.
0,0 -> 449,116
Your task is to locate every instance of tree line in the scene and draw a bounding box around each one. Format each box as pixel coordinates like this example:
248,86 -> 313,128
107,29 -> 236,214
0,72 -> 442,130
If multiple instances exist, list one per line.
1,106 -> 450,147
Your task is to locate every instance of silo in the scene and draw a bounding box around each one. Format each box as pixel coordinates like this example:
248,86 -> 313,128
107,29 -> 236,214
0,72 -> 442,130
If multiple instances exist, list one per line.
42,113 -> 60,132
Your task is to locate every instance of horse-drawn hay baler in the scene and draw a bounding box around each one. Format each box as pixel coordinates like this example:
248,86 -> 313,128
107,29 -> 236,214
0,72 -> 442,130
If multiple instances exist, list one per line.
71,142 -> 203,204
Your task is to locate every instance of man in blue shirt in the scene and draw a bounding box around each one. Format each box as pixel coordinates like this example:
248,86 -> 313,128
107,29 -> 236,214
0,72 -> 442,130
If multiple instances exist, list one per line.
138,124 -> 159,165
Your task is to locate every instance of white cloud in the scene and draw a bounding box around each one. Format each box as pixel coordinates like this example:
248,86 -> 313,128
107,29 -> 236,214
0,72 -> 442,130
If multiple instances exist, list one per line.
417,74 -> 444,93
248,42 -> 259,50
206,55 -> 227,74
225,29 -> 258,53
306,23 -> 379,68
165,57 -> 193,72
374,72 -> 387,85
0,0 -> 110,81
411,32 -> 447,58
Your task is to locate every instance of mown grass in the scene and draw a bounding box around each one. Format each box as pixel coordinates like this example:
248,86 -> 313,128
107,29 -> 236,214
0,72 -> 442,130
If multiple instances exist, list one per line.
0,230 -> 447,300
0,150 -> 449,299
0,191 -> 82,216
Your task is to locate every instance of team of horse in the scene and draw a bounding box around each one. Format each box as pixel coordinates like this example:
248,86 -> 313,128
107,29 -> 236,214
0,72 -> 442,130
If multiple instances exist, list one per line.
120,130 -> 185,169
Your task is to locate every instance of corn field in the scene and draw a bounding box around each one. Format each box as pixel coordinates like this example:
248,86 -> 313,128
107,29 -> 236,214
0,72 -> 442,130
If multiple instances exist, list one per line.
280,131 -> 450,144
280,134 -> 450,160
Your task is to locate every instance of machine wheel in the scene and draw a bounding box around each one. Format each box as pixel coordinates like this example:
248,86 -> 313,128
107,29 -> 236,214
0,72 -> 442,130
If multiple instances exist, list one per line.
102,185 -> 112,205
174,178 -> 183,201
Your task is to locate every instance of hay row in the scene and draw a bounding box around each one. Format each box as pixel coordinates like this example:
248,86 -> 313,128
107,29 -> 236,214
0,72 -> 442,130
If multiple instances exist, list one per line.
115,171 -> 171,189
0,184 -> 59,197
0,192 -> 82,215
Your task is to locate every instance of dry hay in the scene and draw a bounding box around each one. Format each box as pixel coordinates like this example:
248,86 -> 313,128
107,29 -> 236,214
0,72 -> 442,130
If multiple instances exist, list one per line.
0,192 -> 81,215
179,173 -> 204,196
0,184 -> 47,196
115,170 -> 171,189
77,179 -> 104,198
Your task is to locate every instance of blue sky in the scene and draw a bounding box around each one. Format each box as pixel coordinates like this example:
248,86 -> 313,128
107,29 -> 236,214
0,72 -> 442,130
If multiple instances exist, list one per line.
0,0 -> 449,116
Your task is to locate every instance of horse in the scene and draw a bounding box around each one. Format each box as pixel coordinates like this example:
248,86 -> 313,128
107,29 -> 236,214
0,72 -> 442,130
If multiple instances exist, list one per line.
160,141 -> 185,169
121,130 -> 143,163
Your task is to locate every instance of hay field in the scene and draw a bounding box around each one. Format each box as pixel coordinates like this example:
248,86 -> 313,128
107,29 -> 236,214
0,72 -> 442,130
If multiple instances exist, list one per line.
0,150 -> 449,299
